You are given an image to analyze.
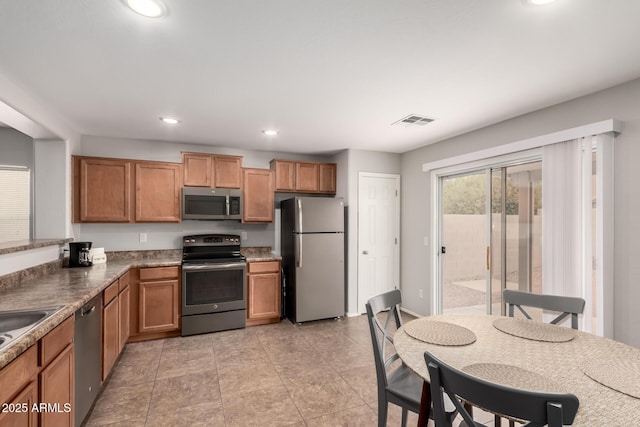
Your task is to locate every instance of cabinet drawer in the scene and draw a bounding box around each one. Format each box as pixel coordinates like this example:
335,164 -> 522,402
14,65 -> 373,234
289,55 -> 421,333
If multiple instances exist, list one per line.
139,266 -> 179,281
104,280 -> 119,305
39,315 -> 74,367
248,261 -> 280,274
0,345 -> 37,405
118,270 -> 131,293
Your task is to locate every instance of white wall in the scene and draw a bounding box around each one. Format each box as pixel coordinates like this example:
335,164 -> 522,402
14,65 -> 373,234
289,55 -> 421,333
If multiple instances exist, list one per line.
344,149 -> 401,315
0,74 -> 79,273
75,136 -> 334,250
0,127 -> 33,167
34,139 -> 68,238
400,77 -> 640,347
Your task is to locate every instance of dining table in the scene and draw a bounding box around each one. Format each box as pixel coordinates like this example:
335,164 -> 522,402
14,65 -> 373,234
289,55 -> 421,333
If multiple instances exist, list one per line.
393,313 -> 640,426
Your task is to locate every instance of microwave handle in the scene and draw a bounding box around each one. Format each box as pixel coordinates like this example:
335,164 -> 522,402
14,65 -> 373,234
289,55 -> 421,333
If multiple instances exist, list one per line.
225,195 -> 230,216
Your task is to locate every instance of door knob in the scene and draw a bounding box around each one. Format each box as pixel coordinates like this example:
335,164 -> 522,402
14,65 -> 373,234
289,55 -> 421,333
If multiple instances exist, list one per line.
362,250 -> 369,255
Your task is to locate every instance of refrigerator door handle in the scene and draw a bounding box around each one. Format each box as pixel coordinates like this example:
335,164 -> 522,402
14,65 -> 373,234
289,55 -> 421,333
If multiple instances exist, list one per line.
296,234 -> 302,267
297,198 -> 303,233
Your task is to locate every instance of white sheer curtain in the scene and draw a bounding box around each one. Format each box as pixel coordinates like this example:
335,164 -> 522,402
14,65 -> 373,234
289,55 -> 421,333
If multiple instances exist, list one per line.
541,137 -> 593,331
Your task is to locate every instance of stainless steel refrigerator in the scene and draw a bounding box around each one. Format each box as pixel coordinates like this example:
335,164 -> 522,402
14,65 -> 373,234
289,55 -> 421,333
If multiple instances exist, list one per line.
281,197 -> 345,323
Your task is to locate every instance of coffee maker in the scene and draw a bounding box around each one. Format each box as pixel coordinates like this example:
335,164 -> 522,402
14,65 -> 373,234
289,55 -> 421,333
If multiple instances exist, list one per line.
69,242 -> 93,267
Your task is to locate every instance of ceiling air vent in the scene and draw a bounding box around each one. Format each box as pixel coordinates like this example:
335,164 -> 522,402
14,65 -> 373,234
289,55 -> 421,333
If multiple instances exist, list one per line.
392,114 -> 436,127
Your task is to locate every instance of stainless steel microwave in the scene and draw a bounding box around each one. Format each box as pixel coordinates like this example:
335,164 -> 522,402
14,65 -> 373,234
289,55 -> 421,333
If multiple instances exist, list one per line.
182,188 -> 242,220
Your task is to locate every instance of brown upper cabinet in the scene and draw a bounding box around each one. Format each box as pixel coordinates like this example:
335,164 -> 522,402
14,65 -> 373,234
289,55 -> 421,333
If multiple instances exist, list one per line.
135,161 -> 181,222
242,168 -> 275,223
73,156 -> 181,223
270,159 -> 337,194
75,157 -> 132,222
295,162 -> 319,192
319,163 -> 337,193
182,153 -> 212,187
271,159 -> 296,191
182,152 -> 242,189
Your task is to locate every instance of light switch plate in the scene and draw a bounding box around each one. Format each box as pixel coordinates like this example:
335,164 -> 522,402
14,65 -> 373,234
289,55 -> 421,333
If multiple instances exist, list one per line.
139,233 -> 147,243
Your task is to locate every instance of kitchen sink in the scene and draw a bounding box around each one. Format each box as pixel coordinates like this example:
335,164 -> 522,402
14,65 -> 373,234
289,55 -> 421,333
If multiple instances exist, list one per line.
0,306 -> 64,351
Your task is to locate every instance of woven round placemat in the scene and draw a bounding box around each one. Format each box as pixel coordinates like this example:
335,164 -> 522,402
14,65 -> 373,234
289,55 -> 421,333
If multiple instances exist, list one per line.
403,319 -> 476,346
493,318 -> 576,343
462,363 -> 564,393
582,357 -> 640,399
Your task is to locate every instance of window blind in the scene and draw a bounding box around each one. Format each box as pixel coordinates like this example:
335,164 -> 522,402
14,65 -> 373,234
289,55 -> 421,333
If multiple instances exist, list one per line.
0,167 -> 30,242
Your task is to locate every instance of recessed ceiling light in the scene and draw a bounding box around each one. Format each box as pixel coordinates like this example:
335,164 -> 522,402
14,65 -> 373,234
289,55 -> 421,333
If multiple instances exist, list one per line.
262,130 -> 278,136
527,0 -> 556,5
160,117 -> 180,125
124,0 -> 167,18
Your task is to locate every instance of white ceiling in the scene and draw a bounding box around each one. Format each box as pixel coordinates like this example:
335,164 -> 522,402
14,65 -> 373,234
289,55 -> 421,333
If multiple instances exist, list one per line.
1,0 -> 640,154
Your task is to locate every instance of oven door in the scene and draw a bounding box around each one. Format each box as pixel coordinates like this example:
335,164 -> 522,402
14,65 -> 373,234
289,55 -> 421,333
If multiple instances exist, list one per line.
182,262 -> 246,316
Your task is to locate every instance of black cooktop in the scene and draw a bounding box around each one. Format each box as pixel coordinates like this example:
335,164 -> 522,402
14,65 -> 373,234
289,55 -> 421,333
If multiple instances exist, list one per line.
182,234 -> 245,263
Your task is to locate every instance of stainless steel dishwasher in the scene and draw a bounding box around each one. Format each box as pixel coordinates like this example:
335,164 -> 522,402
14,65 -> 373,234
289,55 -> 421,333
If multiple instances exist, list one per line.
74,293 -> 102,427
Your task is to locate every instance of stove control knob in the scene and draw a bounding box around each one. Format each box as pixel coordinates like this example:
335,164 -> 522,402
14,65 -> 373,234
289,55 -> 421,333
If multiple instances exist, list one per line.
191,239 -> 196,243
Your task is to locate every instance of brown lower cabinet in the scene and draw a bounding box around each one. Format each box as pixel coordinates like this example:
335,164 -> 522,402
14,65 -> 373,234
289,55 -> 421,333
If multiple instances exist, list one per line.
246,260 -> 281,326
0,346 -> 38,427
0,316 -> 75,427
102,272 -> 131,381
129,266 -> 181,342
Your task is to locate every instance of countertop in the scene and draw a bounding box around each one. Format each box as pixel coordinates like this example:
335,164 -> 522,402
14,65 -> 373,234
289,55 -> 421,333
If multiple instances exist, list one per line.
0,255 -> 181,369
0,247 -> 281,369
241,247 -> 281,263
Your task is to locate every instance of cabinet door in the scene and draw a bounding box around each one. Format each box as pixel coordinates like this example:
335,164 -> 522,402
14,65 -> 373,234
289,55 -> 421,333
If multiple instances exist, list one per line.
139,280 -> 180,333
79,157 -> 132,222
295,162 -> 319,192
243,168 -> 274,223
182,153 -> 212,187
135,161 -> 181,222
319,163 -> 337,194
0,380 -> 38,427
118,286 -> 130,353
213,156 -> 242,188
39,344 -> 74,427
248,272 -> 281,320
102,297 -> 119,381
272,160 -> 296,191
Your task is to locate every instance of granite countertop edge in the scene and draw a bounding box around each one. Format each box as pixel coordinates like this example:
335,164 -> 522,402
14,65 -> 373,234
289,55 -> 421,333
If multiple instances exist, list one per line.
0,238 -> 73,256
244,253 -> 282,262
0,256 -> 181,369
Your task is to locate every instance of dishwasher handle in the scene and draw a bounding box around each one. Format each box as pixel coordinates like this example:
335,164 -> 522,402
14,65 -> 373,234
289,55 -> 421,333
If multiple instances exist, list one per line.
80,305 -> 96,316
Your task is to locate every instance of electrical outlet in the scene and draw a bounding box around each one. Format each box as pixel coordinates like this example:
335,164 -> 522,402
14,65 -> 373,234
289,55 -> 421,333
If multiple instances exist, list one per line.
419,289 -> 424,298
241,231 -> 248,240
139,233 -> 147,243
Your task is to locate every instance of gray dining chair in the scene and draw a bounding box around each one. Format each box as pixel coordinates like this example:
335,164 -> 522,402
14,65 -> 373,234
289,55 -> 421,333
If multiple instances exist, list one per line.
424,351 -> 580,427
366,289 -> 455,427
503,289 -> 585,330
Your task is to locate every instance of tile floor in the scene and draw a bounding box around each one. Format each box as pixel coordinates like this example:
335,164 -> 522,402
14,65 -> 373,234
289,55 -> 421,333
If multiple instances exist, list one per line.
85,314 -> 495,426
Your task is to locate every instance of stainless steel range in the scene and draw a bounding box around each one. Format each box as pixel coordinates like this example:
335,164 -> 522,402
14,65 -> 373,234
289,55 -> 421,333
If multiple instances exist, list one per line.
181,234 -> 247,336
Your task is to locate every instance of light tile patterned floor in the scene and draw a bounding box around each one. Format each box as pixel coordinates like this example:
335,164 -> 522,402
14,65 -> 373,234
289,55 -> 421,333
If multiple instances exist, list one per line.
85,314 -> 495,426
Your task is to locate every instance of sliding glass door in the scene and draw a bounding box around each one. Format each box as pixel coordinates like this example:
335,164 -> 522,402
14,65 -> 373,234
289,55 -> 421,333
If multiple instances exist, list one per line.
440,171 -> 489,314
438,161 -> 542,315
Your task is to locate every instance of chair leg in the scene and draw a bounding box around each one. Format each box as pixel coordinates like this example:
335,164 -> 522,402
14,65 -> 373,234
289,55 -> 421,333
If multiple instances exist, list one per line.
378,402 -> 388,427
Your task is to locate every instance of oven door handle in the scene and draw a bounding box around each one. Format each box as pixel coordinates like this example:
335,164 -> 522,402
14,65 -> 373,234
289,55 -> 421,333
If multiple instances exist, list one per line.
182,263 -> 244,271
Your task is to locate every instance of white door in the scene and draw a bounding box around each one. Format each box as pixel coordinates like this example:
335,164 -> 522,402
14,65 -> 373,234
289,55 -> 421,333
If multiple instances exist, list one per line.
357,173 -> 400,313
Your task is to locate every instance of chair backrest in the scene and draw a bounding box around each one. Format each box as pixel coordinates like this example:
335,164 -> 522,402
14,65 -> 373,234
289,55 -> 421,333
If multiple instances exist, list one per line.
503,289 -> 585,330
365,289 -> 404,391
424,352 -> 579,427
